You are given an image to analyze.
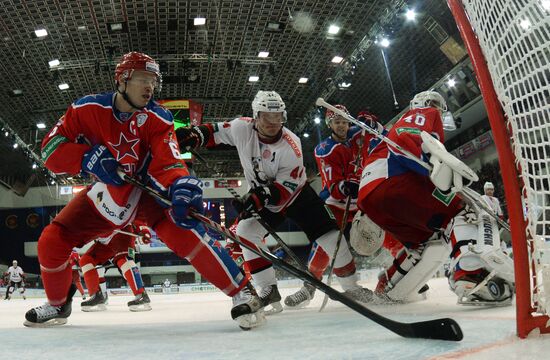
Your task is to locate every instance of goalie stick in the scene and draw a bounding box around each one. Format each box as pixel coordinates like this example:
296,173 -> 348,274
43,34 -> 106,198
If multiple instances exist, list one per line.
190,149 -> 309,271
119,171 -> 464,341
315,98 -> 510,232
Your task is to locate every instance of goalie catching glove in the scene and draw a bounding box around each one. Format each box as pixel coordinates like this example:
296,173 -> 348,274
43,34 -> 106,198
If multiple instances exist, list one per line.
350,211 -> 385,257
421,131 -> 478,194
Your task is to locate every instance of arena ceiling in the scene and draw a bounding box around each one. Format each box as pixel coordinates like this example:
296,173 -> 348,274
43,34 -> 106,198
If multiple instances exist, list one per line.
0,0 -> 465,189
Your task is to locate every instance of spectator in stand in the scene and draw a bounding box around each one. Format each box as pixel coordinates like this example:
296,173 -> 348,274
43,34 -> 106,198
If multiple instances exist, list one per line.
481,182 -> 504,220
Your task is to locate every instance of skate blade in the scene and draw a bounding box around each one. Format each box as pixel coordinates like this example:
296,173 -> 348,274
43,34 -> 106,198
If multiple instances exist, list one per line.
264,301 -> 283,316
23,317 -> 67,328
129,304 -> 152,312
81,304 -> 107,312
457,298 -> 513,307
235,310 -> 266,330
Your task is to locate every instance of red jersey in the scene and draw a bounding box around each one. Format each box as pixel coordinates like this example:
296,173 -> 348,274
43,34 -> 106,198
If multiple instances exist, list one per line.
314,126 -> 365,211
358,107 -> 444,201
41,92 -> 188,226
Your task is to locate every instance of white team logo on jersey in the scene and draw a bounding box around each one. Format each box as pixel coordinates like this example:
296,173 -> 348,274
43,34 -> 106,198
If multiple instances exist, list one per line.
137,114 -> 148,127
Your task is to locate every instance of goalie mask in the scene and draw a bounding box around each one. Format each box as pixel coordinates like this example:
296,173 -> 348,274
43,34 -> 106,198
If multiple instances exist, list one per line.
350,211 -> 385,256
410,91 -> 447,113
252,91 -> 287,122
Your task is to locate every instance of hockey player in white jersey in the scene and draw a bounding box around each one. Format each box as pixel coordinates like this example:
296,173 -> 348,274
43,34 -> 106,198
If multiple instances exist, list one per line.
177,90 -> 374,313
4,260 -> 26,300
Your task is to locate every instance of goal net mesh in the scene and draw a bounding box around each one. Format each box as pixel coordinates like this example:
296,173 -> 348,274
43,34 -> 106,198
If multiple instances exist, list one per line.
461,0 -> 550,315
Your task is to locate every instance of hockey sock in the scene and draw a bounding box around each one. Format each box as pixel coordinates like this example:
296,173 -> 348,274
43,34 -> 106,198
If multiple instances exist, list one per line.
37,225 -> 75,306
307,242 -> 330,279
80,254 -> 100,295
155,219 -> 247,297
116,257 -> 145,295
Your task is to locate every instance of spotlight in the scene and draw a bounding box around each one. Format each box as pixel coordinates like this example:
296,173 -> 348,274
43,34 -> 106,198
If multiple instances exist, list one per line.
303,132 -> 310,138
405,9 -> 416,21
379,38 -> 390,48
314,117 -> 321,124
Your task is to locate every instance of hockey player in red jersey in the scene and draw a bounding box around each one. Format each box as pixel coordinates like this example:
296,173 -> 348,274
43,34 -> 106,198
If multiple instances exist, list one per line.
284,105 -> 375,308
24,52 -> 264,329
356,91 -> 514,304
69,250 -> 86,299
177,91 -> 374,313
80,223 -> 152,312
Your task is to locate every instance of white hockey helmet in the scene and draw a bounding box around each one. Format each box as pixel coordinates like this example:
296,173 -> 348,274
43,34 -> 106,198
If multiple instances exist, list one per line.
484,181 -> 495,190
350,211 -> 385,256
12,260 -> 17,266
410,91 -> 447,112
252,90 -> 287,122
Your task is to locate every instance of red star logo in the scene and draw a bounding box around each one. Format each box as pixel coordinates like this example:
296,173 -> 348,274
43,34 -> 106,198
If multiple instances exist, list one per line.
108,133 -> 140,162
211,240 -> 223,251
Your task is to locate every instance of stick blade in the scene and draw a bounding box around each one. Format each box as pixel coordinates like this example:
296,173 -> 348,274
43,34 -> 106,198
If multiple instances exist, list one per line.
405,318 -> 463,341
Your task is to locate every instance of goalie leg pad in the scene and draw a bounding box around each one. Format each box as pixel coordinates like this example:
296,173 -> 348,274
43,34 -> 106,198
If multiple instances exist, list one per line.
448,211 -> 515,304
383,240 -> 447,302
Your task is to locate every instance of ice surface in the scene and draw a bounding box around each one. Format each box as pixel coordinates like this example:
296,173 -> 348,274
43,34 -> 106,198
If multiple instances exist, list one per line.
1,278 -> 548,360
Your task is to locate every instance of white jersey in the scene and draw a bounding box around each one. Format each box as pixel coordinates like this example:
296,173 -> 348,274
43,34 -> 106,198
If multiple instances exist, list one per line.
6,266 -> 24,282
211,118 -> 307,212
481,195 -> 503,217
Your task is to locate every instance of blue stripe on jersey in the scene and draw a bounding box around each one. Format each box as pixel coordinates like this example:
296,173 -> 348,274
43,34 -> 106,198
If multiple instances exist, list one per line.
146,101 -> 174,125
202,230 -> 245,283
387,150 -> 430,178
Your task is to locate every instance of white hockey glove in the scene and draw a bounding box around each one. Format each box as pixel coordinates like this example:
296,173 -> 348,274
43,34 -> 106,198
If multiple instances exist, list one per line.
421,131 -> 478,193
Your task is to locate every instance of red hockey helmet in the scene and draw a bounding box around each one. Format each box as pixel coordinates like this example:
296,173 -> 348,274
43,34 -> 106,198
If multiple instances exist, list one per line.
114,52 -> 161,88
357,109 -> 379,123
325,104 -> 350,126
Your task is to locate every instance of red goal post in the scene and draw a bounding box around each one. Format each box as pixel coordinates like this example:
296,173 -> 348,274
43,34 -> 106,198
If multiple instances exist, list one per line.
448,0 -> 550,338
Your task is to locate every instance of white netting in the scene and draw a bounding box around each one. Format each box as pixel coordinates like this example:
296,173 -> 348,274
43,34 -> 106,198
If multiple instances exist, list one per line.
462,0 -> 550,314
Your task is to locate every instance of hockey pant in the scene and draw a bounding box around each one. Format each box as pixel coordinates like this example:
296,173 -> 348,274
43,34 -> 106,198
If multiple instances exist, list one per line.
38,189 -> 247,306
5,281 -> 25,298
80,234 -> 144,296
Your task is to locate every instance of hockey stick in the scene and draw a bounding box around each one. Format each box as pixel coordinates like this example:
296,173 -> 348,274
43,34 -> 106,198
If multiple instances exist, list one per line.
318,194 -> 353,312
315,98 -> 510,232
191,149 -> 308,270
319,129 -> 365,312
119,172 -> 463,341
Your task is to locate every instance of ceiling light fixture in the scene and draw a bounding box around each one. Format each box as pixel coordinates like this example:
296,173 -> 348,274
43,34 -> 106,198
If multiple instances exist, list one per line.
328,25 -> 340,35
35,28 -> 48,37
405,9 -> 416,21
37,123 -> 46,129
331,56 -> 343,63
48,59 -> 60,68
257,51 -> 270,58
194,17 -> 206,26
379,38 -> 390,48
298,77 -> 309,84
58,83 -> 70,90
248,75 -> 259,82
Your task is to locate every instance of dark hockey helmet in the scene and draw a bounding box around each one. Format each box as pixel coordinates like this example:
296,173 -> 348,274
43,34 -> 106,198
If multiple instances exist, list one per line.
325,104 -> 350,126
357,109 -> 379,124
115,52 -> 162,90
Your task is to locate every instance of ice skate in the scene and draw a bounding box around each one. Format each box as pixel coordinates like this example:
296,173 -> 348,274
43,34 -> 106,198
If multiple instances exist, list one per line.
231,283 -> 266,330
258,284 -> 283,315
343,287 -> 376,303
81,291 -> 107,312
284,283 -> 315,309
24,284 -> 76,327
128,291 -> 152,312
